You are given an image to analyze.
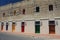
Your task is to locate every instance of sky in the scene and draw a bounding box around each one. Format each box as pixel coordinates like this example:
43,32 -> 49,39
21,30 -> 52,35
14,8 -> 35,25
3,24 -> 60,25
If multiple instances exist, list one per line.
0,0 -> 23,6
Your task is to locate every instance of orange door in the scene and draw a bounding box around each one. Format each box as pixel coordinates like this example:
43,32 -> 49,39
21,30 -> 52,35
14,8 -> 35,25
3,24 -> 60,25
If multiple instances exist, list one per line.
1,25 -> 3,31
49,25 -> 55,34
1,22 -> 4,31
12,22 -> 15,32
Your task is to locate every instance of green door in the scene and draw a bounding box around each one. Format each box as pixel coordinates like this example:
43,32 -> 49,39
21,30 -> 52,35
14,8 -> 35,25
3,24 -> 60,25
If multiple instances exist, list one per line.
35,21 -> 40,33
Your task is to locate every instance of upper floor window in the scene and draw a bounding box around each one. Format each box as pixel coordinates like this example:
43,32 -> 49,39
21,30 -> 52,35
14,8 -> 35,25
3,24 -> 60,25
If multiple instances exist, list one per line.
14,10 -> 16,15
23,9 -> 25,14
49,5 -> 53,11
3,13 -> 5,17
36,7 -> 40,12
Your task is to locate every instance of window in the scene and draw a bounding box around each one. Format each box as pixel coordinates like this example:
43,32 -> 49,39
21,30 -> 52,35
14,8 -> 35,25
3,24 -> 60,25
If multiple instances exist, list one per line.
12,22 -> 15,24
14,10 -> 16,15
6,22 -> 8,31
35,21 -> 40,33
21,22 -> 25,32
23,9 -> 25,14
49,5 -> 53,11
3,13 -> 5,17
36,7 -> 40,12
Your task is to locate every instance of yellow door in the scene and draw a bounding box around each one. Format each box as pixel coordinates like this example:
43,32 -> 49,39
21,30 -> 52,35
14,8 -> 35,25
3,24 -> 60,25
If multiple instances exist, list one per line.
12,22 -> 15,32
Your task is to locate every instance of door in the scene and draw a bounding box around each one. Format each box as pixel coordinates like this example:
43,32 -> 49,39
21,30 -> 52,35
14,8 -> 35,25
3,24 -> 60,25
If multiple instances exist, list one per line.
21,22 -> 25,32
49,21 -> 55,34
1,25 -> 3,31
35,21 -> 40,33
1,22 -> 4,31
12,22 -> 15,32
6,23 -> 8,31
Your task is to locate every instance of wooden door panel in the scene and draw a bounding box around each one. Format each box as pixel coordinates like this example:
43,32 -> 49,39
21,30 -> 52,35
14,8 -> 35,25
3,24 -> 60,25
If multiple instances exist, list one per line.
12,24 -> 15,32
49,25 -> 55,34
21,26 -> 24,32
1,25 -> 3,31
21,22 -> 25,32
35,25 -> 40,33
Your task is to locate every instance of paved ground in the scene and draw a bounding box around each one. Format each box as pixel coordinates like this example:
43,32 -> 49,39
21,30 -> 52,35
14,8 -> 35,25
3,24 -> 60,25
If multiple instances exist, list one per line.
0,32 -> 60,40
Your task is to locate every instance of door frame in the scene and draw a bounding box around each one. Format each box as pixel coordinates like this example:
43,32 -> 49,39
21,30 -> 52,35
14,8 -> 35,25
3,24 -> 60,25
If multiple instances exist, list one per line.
1,22 -> 4,31
21,22 -> 25,32
49,21 -> 55,34
35,21 -> 40,33
6,22 -> 8,31
12,22 -> 15,32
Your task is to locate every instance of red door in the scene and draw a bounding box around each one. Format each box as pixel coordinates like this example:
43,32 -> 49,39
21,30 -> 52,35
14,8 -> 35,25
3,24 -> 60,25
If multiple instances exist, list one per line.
49,21 -> 55,34
21,22 -> 25,32
49,25 -> 55,34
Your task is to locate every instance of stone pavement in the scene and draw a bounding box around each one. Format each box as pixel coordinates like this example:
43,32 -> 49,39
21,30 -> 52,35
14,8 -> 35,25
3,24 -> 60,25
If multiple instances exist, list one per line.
0,32 -> 60,40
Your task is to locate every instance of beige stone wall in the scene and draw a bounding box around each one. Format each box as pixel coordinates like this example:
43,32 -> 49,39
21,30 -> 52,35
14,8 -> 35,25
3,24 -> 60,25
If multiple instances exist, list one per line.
0,0 -> 60,34
0,0 -> 60,21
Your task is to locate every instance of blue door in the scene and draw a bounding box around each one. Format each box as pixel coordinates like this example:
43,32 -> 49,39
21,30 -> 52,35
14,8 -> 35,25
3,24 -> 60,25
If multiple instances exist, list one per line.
6,23 -> 8,31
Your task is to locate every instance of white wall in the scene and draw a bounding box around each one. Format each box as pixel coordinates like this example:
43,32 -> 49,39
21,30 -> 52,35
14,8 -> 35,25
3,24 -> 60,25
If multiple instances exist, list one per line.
8,22 -> 12,32
4,22 -> 6,32
15,22 -> 21,32
25,21 -> 35,33
55,20 -> 60,35
40,20 -> 49,34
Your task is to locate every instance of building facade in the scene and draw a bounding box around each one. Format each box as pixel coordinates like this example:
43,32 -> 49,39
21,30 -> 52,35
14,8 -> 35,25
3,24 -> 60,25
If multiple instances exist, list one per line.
0,0 -> 60,35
